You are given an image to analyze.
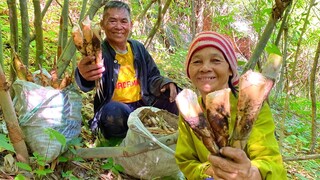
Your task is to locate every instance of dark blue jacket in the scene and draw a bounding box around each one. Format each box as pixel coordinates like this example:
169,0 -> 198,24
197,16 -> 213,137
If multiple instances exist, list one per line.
75,39 -> 176,113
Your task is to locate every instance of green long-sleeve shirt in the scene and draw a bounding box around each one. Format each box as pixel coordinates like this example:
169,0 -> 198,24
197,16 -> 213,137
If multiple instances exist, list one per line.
175,94 -> 287,180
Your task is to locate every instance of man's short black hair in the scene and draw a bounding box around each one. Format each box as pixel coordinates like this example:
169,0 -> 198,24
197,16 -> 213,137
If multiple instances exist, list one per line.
103,1 -> 131,17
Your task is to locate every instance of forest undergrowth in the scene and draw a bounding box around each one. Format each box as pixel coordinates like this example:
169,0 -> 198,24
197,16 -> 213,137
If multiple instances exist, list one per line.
0,0 -> 319,179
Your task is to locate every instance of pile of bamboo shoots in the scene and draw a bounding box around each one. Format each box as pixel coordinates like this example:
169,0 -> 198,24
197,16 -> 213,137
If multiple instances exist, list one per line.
72,15 -> 103,99
175,54 -> 282,155
138,108 -> 178,135
13,52 -> 72,89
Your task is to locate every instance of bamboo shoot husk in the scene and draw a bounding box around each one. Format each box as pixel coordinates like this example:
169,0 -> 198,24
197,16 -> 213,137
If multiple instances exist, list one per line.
175,89 -> 219,155
72,16 -> 104,100
229,53 -> 282,149
206,88 -> 231,148
91,23 -> 103,99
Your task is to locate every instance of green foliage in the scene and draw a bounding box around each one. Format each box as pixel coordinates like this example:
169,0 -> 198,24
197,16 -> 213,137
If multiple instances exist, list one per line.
213,13 -> 235,32
15,134 -> 85,179
271,95 -> 320,179
14,174 -> 26,180
61,170 -> 79,180
0,133 -> 15,152
265,42 -> 282,55
101,157 -> 125,175
60,137 -> 85,162
16,162 -> 32,172
16,152 -> 54,178
44,128 -> 67,149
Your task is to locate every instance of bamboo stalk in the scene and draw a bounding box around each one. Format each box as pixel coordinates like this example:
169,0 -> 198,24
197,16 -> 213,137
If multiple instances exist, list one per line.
175,89 -> 219,155
0,65 -> 29,163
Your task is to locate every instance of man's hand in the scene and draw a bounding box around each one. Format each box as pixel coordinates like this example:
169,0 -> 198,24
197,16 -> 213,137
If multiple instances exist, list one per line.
207,147 -> 262,180
78,56 -> 105,81
160,83 -> 177,103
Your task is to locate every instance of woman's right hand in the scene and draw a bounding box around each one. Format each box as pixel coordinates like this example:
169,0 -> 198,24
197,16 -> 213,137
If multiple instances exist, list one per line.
78,56 -> 105,81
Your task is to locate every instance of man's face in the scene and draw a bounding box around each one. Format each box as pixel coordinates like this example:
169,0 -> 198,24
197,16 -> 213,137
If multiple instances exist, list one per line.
100,8 -> 132,48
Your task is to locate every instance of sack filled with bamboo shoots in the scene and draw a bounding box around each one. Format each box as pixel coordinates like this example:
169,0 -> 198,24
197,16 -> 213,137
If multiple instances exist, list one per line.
114,107 -> 184,180
12,79 -> 83,163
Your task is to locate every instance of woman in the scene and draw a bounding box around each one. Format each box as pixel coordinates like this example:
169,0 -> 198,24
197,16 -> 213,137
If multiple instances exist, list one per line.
175,31 -> 287,179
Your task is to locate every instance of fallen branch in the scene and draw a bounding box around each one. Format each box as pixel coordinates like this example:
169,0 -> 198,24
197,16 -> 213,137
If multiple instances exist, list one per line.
65,132 -> 178,159
283,154 -> 320,161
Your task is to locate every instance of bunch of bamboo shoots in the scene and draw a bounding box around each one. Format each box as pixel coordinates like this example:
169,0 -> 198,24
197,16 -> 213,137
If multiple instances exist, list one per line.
175,53 -> 282,155
139,108 -> 178,135
72,15 -> 103,99
13,52 -> 72,89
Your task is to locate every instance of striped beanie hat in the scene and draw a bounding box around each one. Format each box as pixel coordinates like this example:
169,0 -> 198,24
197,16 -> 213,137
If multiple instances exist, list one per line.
186,31 -> 240,86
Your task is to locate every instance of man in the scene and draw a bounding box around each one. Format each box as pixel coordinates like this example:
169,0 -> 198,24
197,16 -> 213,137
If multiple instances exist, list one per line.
75,1 -> 180,140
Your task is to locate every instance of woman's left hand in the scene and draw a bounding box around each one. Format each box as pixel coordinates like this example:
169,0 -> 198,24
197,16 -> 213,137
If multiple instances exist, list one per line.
208,147 -> 262,180
160,83 -> 177,103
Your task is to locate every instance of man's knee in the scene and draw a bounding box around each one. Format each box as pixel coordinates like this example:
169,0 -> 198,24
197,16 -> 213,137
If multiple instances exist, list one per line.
97,101 -> 131,139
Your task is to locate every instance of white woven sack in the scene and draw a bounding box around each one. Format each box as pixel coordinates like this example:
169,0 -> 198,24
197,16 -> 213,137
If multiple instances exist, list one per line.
12,79 -> 82,163
114,107 -> 183,180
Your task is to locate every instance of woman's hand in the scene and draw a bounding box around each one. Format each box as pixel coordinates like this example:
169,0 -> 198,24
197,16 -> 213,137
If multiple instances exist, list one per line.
78,56 -> 105,81
160,83 -> 177,103
207,147 -> 262,180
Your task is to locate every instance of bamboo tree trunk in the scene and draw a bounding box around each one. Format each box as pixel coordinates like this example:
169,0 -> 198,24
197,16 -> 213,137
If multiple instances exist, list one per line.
274,26 -> 289,101
274,1 -> 292,46
33,0 -> 44,68
57,0 -> 69,58
6,0 -> 19,82
190,0 -> 196,39
242,0 -> 291,74
278,27 -> 289,150
193,0 -> 205,33
0,25 -> 3,68
309,39 -> 320,153
0,65 -> 29,163
30,0 -> 54,42
144,0 -> 172,48
288,0 -> 316,95
19,0 -> 30,66
134,0 -> 155,22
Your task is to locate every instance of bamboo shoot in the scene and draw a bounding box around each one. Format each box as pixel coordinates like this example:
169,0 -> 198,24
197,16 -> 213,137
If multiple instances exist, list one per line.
176,89 -> 219,155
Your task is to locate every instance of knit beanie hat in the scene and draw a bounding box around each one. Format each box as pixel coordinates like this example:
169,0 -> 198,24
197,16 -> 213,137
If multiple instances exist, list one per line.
186,31 -> 240,86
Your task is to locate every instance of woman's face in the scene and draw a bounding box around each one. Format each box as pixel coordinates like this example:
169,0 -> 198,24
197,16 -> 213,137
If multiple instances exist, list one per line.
188,46 -> 232,97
